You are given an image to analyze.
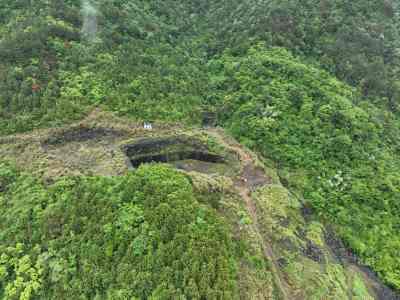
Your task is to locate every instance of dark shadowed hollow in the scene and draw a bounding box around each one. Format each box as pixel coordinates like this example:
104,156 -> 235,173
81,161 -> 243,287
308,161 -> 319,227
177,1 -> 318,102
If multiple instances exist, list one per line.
129,151 -> 225,168
123,136 -> 225,169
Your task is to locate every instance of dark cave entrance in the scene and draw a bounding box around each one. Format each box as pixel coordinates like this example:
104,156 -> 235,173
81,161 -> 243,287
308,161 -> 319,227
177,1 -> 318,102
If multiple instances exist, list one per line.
129,151 -> 225,168
122,136 -> 227,173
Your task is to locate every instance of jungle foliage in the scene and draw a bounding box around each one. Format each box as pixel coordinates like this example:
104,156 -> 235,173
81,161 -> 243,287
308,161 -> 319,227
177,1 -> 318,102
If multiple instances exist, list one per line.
0,163 -> 238,299
1,0 -> 400,293
210,45 -> 400,288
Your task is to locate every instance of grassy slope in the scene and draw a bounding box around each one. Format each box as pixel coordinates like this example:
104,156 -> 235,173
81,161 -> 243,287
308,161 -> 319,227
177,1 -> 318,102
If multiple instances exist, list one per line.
211,46 -> 400,289
1,0 -> 400,295
0,112 -> 387,299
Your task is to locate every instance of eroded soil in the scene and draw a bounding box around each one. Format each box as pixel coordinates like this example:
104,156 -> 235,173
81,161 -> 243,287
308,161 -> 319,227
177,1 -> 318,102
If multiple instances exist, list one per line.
0,110 -> 398,299
42,126 -> 128,147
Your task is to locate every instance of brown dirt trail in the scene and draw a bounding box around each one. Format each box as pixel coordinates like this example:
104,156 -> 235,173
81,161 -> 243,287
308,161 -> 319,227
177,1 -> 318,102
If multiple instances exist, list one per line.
207,129 -> 293,300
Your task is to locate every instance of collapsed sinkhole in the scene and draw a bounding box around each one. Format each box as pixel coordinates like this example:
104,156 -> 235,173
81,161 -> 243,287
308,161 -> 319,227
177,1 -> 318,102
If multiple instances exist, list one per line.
123,136 -> 227,172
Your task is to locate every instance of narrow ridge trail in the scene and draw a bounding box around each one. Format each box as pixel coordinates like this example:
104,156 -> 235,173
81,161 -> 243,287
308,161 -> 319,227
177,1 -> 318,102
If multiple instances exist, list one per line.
208,128 -> 400,300
207,129 -> 294,300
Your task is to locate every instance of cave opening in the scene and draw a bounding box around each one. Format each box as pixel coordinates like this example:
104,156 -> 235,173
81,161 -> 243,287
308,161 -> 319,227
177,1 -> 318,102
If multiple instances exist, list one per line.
123,136 -> 227,172
129,151 -> 225,168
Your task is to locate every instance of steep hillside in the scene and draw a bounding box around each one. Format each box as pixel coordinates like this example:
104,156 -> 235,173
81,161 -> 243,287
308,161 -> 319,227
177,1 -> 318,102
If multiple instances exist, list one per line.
0,111 -> 396,299
1,0 -> 400,298
211,46 -> 400,290
207,0 -> 400,102
3,0 -> 399,134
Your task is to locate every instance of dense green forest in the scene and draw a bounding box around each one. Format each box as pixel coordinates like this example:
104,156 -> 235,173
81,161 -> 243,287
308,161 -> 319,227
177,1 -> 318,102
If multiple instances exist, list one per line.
0,163 -> 238,299
212,46 -> 400,288
1,0 -> 400,298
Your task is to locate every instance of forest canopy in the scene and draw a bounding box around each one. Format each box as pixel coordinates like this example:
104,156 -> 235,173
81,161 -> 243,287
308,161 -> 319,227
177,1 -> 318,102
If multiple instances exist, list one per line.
1,0 -> 400,295
0,163 -> 238,299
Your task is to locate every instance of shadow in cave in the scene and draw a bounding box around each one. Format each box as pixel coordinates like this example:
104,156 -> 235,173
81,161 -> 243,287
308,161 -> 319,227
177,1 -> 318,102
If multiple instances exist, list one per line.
123,136 -> 226,170
129,151 -> 225,168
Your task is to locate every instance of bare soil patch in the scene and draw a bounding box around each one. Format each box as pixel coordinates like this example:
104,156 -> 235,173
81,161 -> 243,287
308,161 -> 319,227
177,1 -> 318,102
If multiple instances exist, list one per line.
240,164 -> 272,190
43,126 -> 128,147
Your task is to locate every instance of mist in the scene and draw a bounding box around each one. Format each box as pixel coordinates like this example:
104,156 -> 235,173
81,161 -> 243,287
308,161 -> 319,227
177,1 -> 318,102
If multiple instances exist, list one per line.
81,0 -> 98,41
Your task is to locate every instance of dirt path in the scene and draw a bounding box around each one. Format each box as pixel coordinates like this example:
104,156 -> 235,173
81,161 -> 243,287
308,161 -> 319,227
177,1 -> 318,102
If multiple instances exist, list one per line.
208,129 -> 400,300
207,129 -> 293,300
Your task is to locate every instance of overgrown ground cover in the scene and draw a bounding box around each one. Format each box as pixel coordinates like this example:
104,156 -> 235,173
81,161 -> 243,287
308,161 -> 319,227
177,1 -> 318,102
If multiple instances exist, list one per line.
0,163 -> 240,299
0,125 -> 384,299
211,46 -> 400,288
1,0 -> 400,294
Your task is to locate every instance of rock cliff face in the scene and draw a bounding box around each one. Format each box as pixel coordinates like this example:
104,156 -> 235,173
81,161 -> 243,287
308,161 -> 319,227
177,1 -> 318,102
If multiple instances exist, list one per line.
1,110 -> 397,299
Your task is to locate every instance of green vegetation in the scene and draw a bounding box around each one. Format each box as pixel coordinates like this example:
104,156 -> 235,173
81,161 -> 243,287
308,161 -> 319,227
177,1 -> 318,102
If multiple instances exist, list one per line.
1,0 -> 400,296
207,0 -> 400,104
253,184 -> 374,299
0,163 -> 239,299
0,0 -> 210,134
210,46 -> 400,288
